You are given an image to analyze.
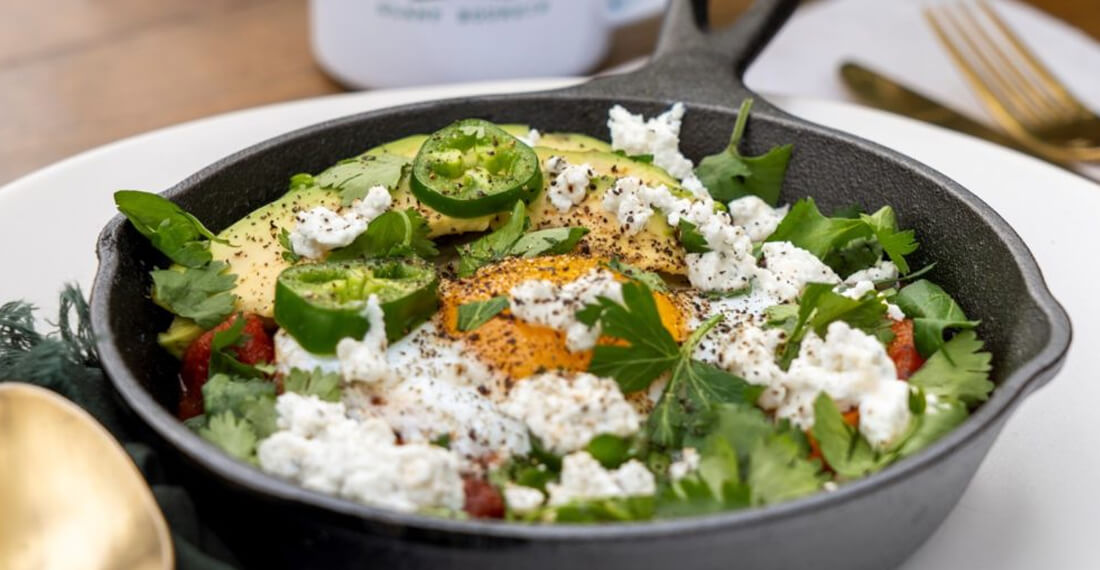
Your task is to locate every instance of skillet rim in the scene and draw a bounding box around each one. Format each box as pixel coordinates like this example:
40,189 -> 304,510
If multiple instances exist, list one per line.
91,90 -> 1072,541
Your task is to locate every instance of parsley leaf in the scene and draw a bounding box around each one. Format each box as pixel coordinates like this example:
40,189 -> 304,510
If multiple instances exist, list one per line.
315,152 -> 410,206
585,434 -> 635,469
748,432 -> 825,505
586,281 -> 681,392
510,227 -> 589,258
283,367 -> 342,402
860,206 -> 918,273
198,412 -> 259,463
114,190 -> 227,268
895,399 -> 968,457
811,393 -> 890,478
150,261 -> 238,329
328,209 -> 438,261
457,201 -> 529,277
894,280 -> 980,357
766,197 -> 871,259
695,98 -> 792,206
456,296 -> 509,332
605,258 -> 668,292
908,331 -> 993,406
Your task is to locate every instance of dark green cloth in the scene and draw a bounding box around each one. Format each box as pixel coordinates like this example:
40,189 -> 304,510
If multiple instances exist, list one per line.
0,286 -> 239,569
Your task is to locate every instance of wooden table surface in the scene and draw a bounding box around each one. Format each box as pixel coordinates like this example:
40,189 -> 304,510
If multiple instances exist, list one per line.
1,0 -> 1096,186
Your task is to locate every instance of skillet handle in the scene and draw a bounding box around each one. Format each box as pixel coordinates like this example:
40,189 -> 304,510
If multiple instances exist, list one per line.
566,0 -> 798,110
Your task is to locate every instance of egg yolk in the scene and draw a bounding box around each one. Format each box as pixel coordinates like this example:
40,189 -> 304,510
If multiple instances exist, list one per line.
439,254 -> 687,381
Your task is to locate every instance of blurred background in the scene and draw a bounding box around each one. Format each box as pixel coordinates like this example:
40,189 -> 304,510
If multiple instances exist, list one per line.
0,0 -> 1096,186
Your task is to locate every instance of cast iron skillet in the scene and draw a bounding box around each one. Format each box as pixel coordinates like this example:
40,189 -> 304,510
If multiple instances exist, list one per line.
91,1 -> 1071,568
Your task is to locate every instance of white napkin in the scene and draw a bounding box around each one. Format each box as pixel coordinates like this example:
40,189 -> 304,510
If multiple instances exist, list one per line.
744,0 -> 1100,179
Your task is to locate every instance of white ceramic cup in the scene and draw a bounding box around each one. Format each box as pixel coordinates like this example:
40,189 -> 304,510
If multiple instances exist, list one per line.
310,0 -> 667,89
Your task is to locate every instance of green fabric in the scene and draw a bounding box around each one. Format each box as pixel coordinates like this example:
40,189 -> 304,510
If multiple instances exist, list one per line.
0,285 -> 239,569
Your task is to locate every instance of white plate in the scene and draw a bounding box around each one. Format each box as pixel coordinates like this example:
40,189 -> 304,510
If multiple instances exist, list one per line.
2,79 -> 1096,569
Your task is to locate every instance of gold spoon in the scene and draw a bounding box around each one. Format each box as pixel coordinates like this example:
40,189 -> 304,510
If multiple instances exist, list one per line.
0,383 -> 173,570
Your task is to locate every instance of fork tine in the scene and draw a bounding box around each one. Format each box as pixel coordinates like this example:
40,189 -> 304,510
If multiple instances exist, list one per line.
925,6 -> 1042,127
957,3 -> 1074,122
976,0 -> 1088,117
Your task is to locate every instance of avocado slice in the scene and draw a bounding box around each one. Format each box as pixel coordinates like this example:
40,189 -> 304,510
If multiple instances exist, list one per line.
527,148 -> 688,275
157,317 -> 205,358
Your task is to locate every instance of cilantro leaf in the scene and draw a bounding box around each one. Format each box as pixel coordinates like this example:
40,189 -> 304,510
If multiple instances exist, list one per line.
747,433 -> 824,505
687,402 -> 775,466
766,197 -> 872,258
315,152 -> 410,206
328,209 -> 438,261
811,393 -> 890,478
199,372 -> 278,457
283,367 -> 342,402
823,237 -> 882,278
150,261 -> 238,329
909,331 -> 993,406
677,220 -> 711,253
198,411 -> 259,463
695,98 -> 792,206
895,399 -> 969,457
605,258 -> 668,292
586,281 -> 681,392
456,296 -> 509,332
510,227 -> 589,258
115,190 -> 227,268
894,280 -> 980,357
860,206 -> 918,273
457,201 -> 528,277
648,358 -> 760,448
657,437 -> 750,517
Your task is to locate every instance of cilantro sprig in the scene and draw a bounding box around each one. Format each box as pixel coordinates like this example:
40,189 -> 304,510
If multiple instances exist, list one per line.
695,98 -> 793,206
766,198 -> 918,275
773,282 -> 893,369
150,261 -> 238,329
315,152 -> 411,206
893,279 -> 980,357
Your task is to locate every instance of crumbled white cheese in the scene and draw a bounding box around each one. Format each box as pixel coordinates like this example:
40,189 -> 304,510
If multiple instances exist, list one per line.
887,303 -> 906,321
501,372 -> 640,454
504,484 -> 546,514
257,393 -> 465,513
669,448 -> 701,481
607,103 -> 695,181
354,375 -> 531,462
601,177 -> 656,235
547,452 -> 656,506
683,207 -> 758,293
689,289 -> 781,365
717,323 -> 788,409
844,259 -> 899,284
680,173 -> 710,199
547,161 -> 594,212
273,329 -> 340,376
509,269 -> 623,352
728,195 -> 788,242
780,321 -> 911,449
336,296 -> 394,387
519,128 -> 542,148
755,241 -> 840,302
289,185 -> 392,259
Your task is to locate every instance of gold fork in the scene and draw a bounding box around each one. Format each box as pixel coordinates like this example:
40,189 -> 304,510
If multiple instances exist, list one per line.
925,0 -> 1100,162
